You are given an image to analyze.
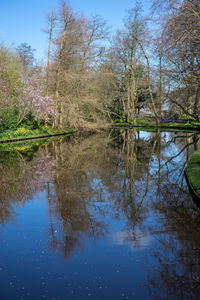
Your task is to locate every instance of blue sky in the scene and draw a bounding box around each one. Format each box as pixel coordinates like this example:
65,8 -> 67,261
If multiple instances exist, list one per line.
0,0 -> 150,61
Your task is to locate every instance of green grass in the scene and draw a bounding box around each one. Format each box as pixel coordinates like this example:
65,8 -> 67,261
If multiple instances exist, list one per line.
114,119 -> 200,131
186,150 -> 200,196
115,126 -> 199,133
0,126 -> 75,142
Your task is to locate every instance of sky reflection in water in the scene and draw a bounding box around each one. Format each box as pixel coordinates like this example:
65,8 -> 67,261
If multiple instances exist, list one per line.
0,130 -> 200,300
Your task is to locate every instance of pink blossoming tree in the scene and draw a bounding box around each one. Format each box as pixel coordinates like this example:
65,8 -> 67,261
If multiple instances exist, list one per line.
18,74 -> 57,125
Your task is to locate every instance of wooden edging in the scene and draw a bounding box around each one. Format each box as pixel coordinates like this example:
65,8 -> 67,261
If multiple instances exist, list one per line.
0,130 -> 76,144
184,169 -> 200,204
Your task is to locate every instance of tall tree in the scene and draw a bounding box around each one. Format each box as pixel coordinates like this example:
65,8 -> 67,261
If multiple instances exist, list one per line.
44,9 -> 57,95
0,44 -> 22,130
112,5 -> 152,124
16,43 -> 35,83
152,0 -> 200,119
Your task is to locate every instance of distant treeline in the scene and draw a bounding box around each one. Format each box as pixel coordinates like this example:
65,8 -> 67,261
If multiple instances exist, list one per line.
0,0 -> 199,131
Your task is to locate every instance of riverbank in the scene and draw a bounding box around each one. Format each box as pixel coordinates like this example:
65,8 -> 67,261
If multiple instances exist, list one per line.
185,150 -> 200,201
1,119 -> 200,144
114,120 -> 200,132
0,127 -> 76,144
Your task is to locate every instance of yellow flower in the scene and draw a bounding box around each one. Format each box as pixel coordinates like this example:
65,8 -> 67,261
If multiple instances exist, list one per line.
14,145 -> 32,151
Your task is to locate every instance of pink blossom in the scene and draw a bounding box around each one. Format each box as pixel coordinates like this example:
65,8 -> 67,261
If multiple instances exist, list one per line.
19,74 -> 57,122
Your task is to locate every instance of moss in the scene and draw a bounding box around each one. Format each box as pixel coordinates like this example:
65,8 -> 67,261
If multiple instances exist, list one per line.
186,150 -> 200,196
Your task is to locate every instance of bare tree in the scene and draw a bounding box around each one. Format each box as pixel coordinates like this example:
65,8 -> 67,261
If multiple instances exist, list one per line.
44,9 -> 57,95
16,43 -> 35,83
112,4 -> 155,124
153,0 -> 200,119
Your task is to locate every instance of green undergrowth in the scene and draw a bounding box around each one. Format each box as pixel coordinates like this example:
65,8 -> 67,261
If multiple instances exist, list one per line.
186,150 -> 200,196
0,126 -> 75,142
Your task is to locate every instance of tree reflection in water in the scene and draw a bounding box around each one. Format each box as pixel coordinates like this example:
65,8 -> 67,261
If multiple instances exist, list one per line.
0,144 -> 56,227
145,131 -> 200,299
0,131 -> 200,298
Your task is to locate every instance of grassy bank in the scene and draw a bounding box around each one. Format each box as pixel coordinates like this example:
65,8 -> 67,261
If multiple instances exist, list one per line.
114,119 -> 200,131
185,150 -> 200,197
0,126 -> 75,143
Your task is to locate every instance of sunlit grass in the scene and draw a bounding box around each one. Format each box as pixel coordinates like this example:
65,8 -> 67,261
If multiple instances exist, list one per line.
186,150 -> 200,196
114,119 -> 200,131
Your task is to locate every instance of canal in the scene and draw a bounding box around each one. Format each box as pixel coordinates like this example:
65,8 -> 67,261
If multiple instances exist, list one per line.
0,130 -> 200,299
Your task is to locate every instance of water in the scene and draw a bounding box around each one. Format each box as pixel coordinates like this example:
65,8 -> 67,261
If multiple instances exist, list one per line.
0,130 -> 200,300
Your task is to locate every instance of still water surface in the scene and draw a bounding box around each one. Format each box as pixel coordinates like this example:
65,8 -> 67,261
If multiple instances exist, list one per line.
0,130 -> 200,300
